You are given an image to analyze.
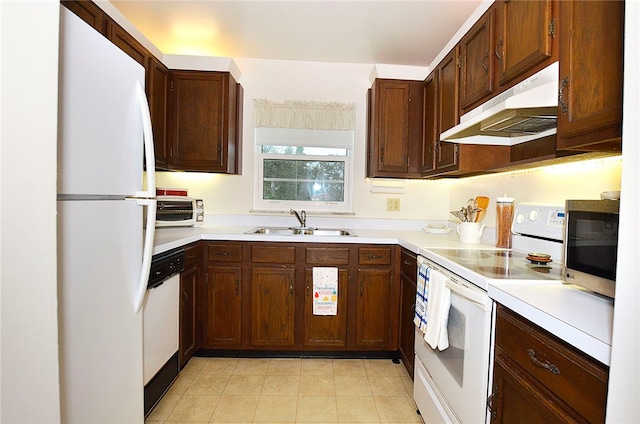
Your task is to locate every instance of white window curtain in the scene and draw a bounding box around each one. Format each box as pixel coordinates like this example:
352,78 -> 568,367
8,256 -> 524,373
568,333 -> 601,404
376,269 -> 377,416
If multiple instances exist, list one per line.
253,99 -> 356,131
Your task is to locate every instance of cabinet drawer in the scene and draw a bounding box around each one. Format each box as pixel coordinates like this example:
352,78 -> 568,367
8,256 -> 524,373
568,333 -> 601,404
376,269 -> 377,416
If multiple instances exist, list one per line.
251,245 -> 296,264
400,249 -> 417,277
358,247 -> 392,265
207,243 -> 242,262
306,247 -> 350,265
495,305 -> 608,423
183,243 -> 201,267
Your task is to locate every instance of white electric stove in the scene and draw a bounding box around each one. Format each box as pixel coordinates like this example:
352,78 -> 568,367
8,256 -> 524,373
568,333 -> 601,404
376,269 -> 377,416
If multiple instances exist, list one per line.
413,203 -> 567,424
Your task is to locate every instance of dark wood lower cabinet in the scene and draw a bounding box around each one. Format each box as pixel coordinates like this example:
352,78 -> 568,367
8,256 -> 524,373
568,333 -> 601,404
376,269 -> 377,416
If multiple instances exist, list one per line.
179,243 -> 201,368
198,241 -> 399,354
490,304 -> 609,423
398,248 -> 417,377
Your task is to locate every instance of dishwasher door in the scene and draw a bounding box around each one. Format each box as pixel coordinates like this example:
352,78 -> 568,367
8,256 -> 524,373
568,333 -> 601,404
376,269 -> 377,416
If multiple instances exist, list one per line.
143,273 -> 180,385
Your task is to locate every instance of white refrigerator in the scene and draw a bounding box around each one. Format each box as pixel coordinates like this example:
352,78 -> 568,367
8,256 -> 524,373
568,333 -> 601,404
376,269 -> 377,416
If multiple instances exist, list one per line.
57,6 -> 156,423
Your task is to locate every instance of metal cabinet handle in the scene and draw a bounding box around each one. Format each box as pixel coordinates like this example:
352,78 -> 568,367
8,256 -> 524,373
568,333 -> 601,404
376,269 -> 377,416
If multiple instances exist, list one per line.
289,281 -> 294,296
368,254 -> 382,260
486,383 -> 498,420
482,50 -> 489,72
234,280 -> 239,296
495,37 -> 504,63
527,348 -> 560,375
559,76 -> 569,114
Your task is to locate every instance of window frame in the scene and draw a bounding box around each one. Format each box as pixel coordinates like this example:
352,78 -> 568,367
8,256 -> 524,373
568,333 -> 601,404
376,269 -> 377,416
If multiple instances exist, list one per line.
253,128 -> 354,213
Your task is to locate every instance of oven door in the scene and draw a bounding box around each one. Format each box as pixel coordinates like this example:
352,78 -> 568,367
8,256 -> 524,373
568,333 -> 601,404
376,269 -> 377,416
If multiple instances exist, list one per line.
414,264 -> 493,424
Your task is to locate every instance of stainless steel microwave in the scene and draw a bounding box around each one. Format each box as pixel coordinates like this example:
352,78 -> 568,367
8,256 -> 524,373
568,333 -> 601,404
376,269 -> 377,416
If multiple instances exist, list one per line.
564,199 -> 620,298
155,196 -> 204,227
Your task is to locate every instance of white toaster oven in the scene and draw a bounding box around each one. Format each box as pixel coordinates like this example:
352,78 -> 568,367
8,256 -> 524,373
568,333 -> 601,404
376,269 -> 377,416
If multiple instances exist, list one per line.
155,196 -> 204,227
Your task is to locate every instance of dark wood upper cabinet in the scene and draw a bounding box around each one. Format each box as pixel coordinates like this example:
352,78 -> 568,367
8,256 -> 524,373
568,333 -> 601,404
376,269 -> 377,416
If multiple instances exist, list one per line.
556,0 -> 624,152
459,7 -> 495,111
105,20 -> 149,69
61,0 -> 107,35
434,48 -> 460,173
421,71 -> 438,175
495,0 -> 557,87
367,79 -> 424,178
148,57 -> 169,170
168,71 -> 239,173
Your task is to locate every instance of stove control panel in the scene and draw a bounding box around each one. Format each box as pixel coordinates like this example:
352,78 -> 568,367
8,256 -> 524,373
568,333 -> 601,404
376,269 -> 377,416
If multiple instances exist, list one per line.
512,203 -> 565,241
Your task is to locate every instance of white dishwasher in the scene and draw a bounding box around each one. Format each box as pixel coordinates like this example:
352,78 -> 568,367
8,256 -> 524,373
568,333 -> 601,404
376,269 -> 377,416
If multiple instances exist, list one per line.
143,249 -> 183,416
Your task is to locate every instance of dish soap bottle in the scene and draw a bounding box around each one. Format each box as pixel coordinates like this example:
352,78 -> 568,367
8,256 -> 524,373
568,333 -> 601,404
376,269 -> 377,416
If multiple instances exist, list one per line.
496,194 -> 514,248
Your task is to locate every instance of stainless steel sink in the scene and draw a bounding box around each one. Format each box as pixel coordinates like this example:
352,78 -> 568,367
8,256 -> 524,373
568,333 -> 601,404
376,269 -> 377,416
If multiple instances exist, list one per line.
246,227 -> 355,236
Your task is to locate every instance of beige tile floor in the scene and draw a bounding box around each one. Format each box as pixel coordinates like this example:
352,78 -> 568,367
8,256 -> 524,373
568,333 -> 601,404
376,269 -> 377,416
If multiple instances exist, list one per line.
145,357 -> 423,423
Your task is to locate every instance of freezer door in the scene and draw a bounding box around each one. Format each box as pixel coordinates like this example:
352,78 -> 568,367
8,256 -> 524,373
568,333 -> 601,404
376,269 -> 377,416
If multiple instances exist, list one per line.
58,199 -> 144,423
58,7 -> 145,196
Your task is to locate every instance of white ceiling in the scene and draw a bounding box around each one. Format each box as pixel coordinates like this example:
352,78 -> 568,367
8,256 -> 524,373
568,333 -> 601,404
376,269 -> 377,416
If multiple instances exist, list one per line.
110,1 -> 483,67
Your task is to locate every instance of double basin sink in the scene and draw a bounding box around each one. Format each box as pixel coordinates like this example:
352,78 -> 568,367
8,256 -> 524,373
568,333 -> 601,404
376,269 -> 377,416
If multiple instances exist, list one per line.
246,227 -> 355,237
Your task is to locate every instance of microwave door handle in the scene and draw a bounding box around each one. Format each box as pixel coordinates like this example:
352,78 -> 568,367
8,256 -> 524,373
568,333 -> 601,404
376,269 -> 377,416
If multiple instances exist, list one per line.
135,81 -> 156,198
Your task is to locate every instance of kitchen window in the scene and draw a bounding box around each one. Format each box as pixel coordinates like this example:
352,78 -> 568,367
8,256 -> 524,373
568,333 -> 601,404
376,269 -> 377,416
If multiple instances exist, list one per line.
254,127 -> 354,213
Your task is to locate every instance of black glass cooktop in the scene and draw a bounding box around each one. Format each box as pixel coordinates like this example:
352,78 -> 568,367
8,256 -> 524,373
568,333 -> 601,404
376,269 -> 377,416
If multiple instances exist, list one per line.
427,249 -> 563,281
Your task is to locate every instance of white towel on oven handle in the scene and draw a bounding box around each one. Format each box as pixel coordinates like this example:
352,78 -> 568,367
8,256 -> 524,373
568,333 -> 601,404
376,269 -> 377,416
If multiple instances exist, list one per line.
424,268 -> 451,351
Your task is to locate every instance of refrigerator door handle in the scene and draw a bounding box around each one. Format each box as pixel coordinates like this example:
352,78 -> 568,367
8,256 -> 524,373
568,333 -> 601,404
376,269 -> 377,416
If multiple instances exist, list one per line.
135,81 -> 156,198
134,198 -> 157,313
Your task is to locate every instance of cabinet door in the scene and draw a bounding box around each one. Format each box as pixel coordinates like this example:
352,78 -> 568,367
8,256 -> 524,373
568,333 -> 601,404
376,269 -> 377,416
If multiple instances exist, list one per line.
179,263 -> 198,367
204,266 -> 242,347
148,57 -> 169,169
168,71 -> 238,172
490,355 -> 575,424
106,20 -> 149,69
303,268 -> 349,347
436,48 -> 459,171
251,267 -> 295,346
398,250 -> 417,376
355,268 -> 391,347
421,71 -> 437,174
368,79 -> 423,178
557,0 -> 624,151
62,1 -> 107,34
496,0 -> 554,86
459,8 -> 495,111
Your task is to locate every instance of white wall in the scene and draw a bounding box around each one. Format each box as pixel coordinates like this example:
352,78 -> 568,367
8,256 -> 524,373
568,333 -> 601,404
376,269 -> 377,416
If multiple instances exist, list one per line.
156,58 -> 451,222
0,1 -> 61,422
448,157 -> 623,232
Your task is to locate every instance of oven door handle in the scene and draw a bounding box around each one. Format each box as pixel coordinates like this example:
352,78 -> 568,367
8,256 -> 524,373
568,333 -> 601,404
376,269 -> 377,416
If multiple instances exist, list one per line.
445,279 -> 493,311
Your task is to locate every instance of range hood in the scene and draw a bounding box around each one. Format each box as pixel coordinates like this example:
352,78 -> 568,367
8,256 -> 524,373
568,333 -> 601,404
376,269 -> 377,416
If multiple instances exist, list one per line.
440,61 -> 559,146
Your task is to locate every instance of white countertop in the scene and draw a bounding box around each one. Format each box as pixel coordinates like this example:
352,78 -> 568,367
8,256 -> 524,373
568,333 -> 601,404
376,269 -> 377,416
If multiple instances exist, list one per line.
153,223 -> 613,365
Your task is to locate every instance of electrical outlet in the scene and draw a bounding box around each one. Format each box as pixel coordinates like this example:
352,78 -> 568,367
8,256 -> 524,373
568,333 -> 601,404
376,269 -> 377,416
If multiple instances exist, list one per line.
387,198 -> 400,211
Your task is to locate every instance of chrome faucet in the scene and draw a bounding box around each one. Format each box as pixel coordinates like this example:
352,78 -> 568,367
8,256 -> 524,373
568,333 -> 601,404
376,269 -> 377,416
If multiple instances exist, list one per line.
290,209 -> 307,228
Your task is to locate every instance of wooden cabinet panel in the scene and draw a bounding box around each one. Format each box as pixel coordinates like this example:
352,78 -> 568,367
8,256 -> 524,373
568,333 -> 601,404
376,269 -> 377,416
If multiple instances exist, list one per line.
179,243 -> 201,367
179,262 -> 199,366
398,249 -> 416,377
435,48 -> 460,172
62,0 -> 107,34
106,20 -> 148,69
356,268 -> 392,347
557,0 -> 624,151
250,267 -> 296,346
305,247 -> 350,265
251,245 -> 296,264
148,57 -> 169,169
367,79 -> 424,178
303,268 -> 349,347
204,265 -> 242,348
208,243 -> 242,262
421,71 -> 438,175
168,71 -> 239,173
496,0 -> 555,86
459,8 -> 495,110
491,304 -> 608,423
358,247 -> 392,265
